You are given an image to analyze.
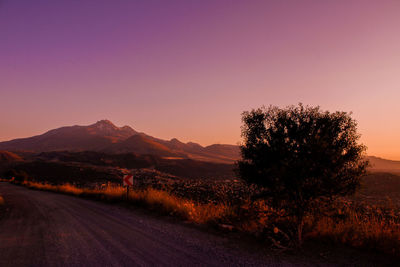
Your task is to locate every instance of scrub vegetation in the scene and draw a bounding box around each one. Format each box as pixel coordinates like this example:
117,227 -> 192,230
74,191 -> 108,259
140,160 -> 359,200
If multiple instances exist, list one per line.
2,175 -> 399,258
1,105 -> 399,258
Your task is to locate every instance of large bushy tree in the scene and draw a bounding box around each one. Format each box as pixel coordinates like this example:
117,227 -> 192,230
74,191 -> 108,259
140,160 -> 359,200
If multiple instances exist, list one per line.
237,104 -> 368,245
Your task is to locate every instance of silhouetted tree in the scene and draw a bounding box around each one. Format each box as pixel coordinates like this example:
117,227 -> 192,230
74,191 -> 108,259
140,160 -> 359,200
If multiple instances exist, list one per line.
237,104 -> 368,245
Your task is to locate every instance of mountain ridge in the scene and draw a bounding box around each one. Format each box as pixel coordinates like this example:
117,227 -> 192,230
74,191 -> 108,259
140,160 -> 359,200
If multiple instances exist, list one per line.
3,120 -> 397,167
0,120 -> 239,163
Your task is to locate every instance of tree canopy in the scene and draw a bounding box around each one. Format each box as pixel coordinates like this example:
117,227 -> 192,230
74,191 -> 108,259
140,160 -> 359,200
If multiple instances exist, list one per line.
237,104 -> 368,244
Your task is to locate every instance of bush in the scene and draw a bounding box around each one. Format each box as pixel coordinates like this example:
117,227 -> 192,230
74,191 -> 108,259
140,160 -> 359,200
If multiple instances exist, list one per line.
3,169 -> 29,182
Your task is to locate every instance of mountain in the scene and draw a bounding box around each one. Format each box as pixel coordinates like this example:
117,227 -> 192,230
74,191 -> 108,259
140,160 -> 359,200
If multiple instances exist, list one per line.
0,120 -> 136,152
107,134 -> 178,156
3,122 -> 400,166
0,120 -> 240,163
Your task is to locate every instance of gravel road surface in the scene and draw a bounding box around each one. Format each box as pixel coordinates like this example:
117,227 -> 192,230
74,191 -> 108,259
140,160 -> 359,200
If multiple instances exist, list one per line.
0,183 -> 279,267
1,183 -> 396,267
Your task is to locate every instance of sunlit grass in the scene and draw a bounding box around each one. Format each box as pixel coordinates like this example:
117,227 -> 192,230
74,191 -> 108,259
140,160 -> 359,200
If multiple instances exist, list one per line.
7,180 -> 400,257
307,205 -> 400,256
20,181 -> 230,224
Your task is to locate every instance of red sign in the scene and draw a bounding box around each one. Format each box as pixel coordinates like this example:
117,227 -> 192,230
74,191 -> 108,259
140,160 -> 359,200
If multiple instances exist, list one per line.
123,174 -> 133,186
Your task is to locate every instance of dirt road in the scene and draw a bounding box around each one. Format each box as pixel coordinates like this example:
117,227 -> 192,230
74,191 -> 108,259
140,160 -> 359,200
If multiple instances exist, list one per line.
0,183 -> 278,266
1,183 -> 396,267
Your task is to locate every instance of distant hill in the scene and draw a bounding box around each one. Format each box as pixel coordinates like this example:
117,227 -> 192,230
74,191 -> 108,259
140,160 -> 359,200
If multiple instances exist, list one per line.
0,151 -> 23,162
29,151 -> 235,180
0,120 -> 240,163
367,156 -> 400,174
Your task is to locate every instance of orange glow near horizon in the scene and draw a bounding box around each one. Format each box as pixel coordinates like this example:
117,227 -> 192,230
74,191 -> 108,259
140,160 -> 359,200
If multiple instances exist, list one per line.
1,1 -> 400,160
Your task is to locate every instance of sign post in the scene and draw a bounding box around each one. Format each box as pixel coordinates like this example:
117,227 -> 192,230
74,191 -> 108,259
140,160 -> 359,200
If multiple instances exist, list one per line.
123,174 -> 133,200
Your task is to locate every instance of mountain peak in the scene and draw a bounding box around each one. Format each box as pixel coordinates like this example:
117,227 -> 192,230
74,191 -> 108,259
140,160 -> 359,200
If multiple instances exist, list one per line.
170,138 -> 183,144
88,120 -> 130,138
94,119 -> 116,127
84,120 -> 137,140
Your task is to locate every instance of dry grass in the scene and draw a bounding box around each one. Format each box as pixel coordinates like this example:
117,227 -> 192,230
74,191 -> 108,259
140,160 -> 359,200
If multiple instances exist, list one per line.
307,205 -> 400,256
0,179 -> 6,206
10,180 -> 400,257
128,188 -> 232,223
20,181 -> 230,224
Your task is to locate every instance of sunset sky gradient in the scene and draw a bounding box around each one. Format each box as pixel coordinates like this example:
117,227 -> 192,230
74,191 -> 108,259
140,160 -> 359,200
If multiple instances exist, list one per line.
1,0 -> 400,159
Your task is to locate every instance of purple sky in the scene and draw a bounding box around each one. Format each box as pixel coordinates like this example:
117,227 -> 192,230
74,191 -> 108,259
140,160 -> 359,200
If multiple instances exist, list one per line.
1,0 -> 400,159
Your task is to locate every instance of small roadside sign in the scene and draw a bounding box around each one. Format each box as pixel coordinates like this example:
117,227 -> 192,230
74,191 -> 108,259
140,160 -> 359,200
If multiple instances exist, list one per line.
123,174 -> 133,187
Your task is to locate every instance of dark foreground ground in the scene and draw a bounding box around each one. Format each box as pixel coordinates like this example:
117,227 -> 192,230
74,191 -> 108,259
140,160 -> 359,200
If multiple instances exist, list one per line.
0,183 -> 396,267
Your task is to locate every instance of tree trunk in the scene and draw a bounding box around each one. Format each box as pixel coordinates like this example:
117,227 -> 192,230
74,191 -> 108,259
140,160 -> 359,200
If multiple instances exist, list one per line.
296,214 -> 304,247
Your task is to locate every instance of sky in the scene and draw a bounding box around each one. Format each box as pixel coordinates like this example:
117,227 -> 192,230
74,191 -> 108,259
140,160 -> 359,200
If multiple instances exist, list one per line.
1,0 -> 400,160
